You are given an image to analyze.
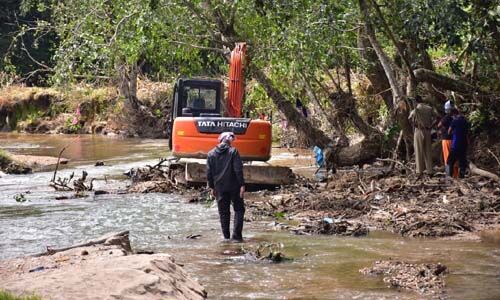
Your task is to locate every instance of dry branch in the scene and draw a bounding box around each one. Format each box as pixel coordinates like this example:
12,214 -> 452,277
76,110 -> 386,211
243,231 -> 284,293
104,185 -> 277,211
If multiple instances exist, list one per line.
469,162 -> 499,182
32,231 -> 130,257
51,146 -> 68,183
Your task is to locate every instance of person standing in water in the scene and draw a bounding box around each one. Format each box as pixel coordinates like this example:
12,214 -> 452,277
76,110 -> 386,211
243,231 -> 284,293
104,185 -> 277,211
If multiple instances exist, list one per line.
206,132 -> 245,242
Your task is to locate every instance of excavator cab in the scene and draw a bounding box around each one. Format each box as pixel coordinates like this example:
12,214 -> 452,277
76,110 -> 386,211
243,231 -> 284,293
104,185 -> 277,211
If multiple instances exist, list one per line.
171,78 -> 224,118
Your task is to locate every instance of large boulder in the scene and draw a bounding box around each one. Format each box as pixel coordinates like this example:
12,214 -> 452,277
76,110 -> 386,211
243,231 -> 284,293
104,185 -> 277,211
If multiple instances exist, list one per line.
0,233 -> 207,300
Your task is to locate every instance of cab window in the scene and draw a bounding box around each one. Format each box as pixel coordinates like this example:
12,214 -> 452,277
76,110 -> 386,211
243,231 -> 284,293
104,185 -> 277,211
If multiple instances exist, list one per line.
183,86 -> 217,110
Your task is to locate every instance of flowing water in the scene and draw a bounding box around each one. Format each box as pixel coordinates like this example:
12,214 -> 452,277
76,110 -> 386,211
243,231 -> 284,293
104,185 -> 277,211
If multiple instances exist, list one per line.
0,133 -> 499,299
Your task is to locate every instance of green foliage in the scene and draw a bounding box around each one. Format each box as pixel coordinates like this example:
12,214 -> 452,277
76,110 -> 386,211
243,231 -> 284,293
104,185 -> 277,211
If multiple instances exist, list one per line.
383,124 -> 401,144
64,116 -> 82,133
1,0 -> 498,140
274,211 -> 286,219
271,123 -> 282,144
467,104 -> 498,133
0,290 -> 41,300
154,108 -> 162,119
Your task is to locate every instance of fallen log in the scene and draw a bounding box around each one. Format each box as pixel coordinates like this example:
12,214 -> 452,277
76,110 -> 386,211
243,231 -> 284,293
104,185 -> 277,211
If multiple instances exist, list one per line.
414,68 -> 488,95
32,231 -> 131,257
469,162 -> 499,182
336,137 -> 382,167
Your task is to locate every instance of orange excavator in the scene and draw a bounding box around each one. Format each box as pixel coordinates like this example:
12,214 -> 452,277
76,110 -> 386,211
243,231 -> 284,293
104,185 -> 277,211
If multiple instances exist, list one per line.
167,43 -> 293,186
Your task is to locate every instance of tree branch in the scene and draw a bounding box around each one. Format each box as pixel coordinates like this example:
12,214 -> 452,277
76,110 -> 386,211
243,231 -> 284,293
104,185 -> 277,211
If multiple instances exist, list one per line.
413,68 -> 489,95
369,0 -> 416,83
167,40 -> 227,54
358,0 -> 404,105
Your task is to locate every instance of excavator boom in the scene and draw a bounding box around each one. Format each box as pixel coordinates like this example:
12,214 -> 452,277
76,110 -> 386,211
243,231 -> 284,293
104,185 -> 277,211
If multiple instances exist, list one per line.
227,43 -> 246,118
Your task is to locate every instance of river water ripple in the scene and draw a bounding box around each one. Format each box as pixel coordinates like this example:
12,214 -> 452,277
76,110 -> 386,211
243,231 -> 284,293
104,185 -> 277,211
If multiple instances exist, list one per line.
1,134 -> 499,299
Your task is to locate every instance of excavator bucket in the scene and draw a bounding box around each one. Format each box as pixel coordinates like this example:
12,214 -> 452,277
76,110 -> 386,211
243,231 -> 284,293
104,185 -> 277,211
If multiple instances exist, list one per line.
172,161 -> 294,186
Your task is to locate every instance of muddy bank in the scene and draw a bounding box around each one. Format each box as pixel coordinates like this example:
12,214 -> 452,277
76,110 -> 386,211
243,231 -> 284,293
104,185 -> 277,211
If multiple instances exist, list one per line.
11,154 -> 68,171
0,83 -> 170,137
0,231 -> 206,300
0,150 -> 69,174
0,150 -> 31,174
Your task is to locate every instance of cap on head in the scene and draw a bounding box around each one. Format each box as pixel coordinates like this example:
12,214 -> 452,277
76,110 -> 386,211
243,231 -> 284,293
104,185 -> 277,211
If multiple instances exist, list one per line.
218,132 -> 235,144
444,100 -> 455,112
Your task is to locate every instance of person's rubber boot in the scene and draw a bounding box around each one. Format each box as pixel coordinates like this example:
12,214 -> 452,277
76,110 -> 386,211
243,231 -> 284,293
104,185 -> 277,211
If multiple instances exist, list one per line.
445,165 -> 451,177
232,211 -> 244,242
219,212 -> 231,240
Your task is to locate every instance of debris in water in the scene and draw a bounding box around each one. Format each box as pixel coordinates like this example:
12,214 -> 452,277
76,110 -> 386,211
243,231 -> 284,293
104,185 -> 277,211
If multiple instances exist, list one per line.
289,217 -> 369,236
94,190 -> 109,195
247,168 -> 499,238
241,242 -> 291,263
360,260 -> 448,296
186,234 -> 202,239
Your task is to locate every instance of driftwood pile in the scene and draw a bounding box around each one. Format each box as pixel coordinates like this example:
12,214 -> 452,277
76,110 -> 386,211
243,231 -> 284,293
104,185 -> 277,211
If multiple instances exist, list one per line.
50,170 -> 95,192
241,242 -> 291,263
272,217 -> 369,236
360,260 -> 448,297
248,166 -> 499,238
126,158 -> 187,194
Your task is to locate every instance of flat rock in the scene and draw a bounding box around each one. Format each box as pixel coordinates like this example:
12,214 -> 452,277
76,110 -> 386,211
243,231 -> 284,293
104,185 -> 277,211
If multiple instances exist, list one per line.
0,237 -> 206,300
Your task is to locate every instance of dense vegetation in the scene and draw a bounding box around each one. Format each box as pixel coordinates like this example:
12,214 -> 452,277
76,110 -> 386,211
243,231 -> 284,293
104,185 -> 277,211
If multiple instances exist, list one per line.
1,0 -> 499,164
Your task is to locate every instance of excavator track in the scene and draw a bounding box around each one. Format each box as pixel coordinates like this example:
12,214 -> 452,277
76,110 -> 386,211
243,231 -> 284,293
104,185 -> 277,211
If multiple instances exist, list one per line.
167,159 -> 295,187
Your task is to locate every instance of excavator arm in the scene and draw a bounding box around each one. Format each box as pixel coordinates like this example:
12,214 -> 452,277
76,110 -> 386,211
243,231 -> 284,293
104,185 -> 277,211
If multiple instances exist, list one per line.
227,43 -> 247,118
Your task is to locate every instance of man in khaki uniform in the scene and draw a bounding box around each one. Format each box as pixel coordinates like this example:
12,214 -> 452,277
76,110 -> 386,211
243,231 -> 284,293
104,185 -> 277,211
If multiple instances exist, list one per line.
408,96 -> 439,176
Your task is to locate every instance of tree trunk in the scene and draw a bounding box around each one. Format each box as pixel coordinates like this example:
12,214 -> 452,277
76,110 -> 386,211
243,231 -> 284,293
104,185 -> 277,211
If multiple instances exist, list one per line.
251,66 -> 333,148
357,29 -> 393,111
118,63 -> 141,110
298,72 -> 339,131
418,46 -> 446,106
329,91 -> 381,138
335,137 -> 382,167
117,62 -> 163,138
359,0 -> 404,107
359,0 -> 413,150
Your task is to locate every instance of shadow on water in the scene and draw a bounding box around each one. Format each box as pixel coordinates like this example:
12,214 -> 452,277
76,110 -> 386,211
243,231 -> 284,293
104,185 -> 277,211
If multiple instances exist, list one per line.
0,134 -> 499,299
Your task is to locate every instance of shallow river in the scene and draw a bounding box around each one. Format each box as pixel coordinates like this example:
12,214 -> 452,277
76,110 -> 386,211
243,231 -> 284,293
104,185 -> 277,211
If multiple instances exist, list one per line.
0,134 -> 499,299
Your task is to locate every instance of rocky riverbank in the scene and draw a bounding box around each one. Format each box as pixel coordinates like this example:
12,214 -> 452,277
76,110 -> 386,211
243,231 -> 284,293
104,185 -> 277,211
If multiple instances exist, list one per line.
0,231 -> 207,300
0,83 -> 170,138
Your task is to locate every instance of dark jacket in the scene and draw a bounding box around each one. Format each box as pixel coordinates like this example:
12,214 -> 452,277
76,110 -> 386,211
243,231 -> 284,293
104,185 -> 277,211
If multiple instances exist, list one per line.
438,114 -> 453,140
450,115 -> 469,150
206,143 -> 244,192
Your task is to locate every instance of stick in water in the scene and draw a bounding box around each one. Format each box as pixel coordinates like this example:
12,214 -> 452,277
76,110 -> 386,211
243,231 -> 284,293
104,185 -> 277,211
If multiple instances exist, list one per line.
51,146 -> 68,183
